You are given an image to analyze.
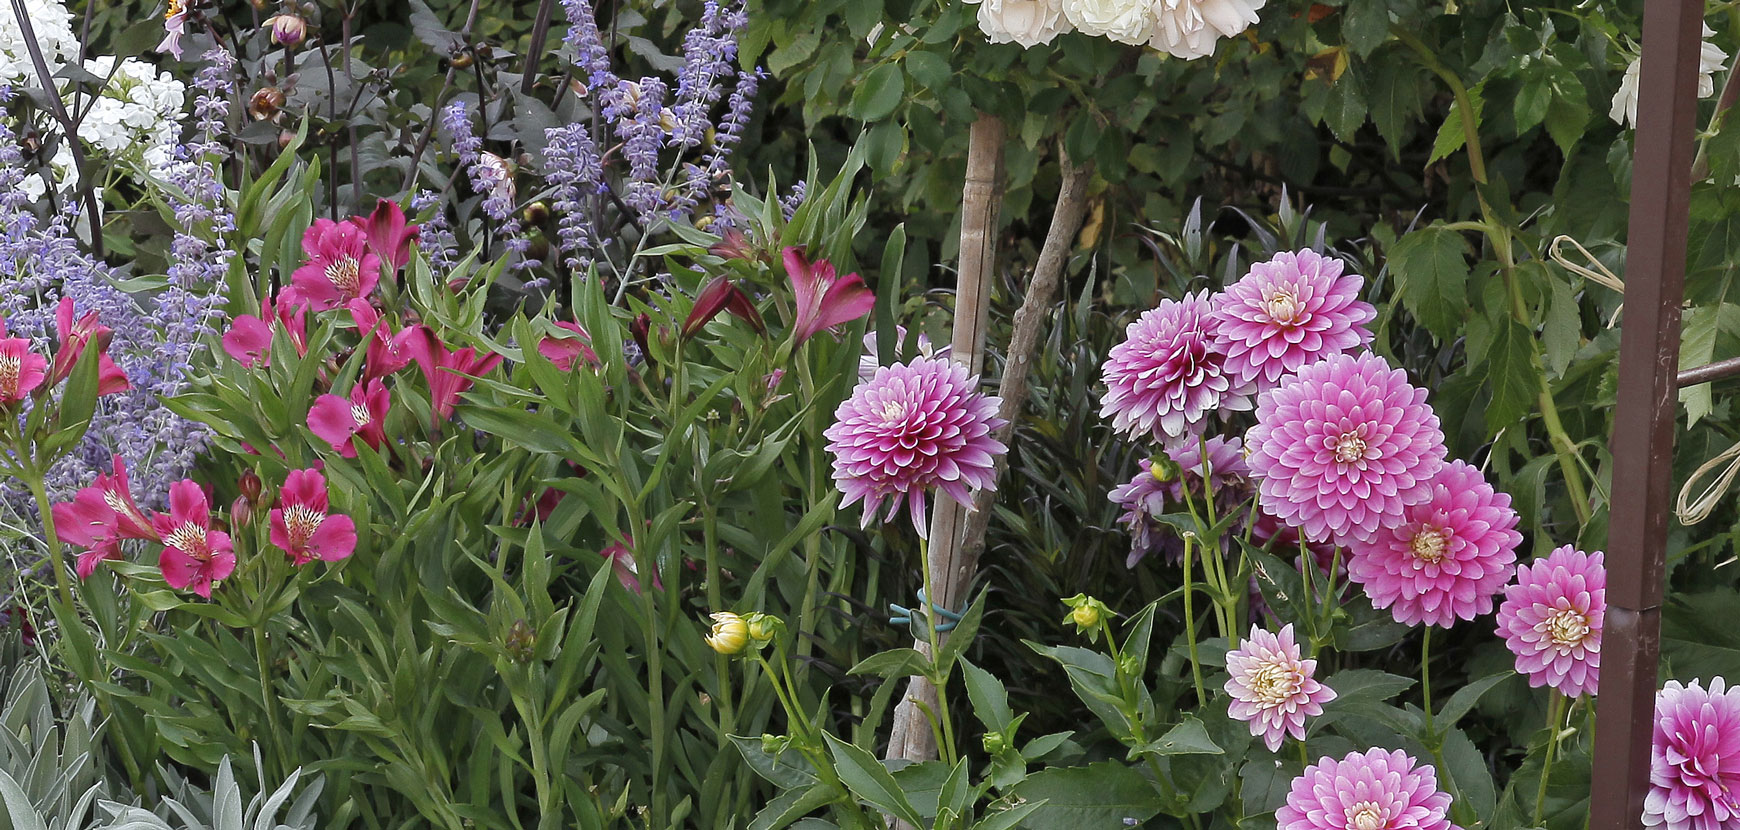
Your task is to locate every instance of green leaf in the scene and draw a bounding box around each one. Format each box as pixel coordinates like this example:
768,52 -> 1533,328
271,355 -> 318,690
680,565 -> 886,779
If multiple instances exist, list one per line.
0,768 -> 48,830
1324,66 -> 1368,143
1514,66 -> 1552,136
1323,669 -> 1416,708
732,736 -> 821,790
749,785 -> 839,830
962,658 -> 1013,734
768,31 -> 821,76
1006,762 -> 1165,828
1481,316 -> 1541,436
1135,717 -> 1223,757
1368,59 -> 1424,158
1541,273 -> 1581,379
1680,305 -> 1722,427
1434,671 -> 1513,729
1343,0 -> 1391,56
851,64 -> 906,123
1429,86 -> 1484,165
1441,727 -> 1498,822
822,734 -> 924,826
846,648 -> 930,678
905,51 -> 952,92
1543,68 -> 1591,156
1388,225 -> 1471,339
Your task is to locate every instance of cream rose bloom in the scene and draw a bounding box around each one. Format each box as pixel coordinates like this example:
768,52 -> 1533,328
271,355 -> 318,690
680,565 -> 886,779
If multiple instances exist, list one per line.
966,0 -> 1073,48
1610,24 -> 1728,129
1062,0 -> 1152,45
1150,0 -> 1265,60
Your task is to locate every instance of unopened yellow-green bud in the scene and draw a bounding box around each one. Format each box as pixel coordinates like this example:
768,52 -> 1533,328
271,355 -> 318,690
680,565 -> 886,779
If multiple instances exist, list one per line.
704,612 -> 750,655
1071,603 -> 1101,628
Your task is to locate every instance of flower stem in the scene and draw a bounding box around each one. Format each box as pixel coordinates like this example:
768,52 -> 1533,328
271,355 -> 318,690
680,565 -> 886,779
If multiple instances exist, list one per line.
1421,626 -> 1435,739
1534,691 -> 1567,824
916,534 -> 958,764
1182,538 -> 1207,705
23,471 -> 74,610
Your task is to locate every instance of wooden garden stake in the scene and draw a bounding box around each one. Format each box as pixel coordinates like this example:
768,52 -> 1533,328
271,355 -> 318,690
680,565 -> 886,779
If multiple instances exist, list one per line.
886,123 -> 1096,792
887,112 -> 1006,770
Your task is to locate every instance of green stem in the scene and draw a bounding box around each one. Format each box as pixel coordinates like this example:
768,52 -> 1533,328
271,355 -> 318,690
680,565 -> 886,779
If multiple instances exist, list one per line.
1181,538 -> 1207,705
23,471 -> 74,610
1535,691 -> 1567,824
701,504 -> 736,741
916,534 -> 958,764
1298,738 -> 1310,769
1421,627 -> 1435,739
252,623 -> 290,775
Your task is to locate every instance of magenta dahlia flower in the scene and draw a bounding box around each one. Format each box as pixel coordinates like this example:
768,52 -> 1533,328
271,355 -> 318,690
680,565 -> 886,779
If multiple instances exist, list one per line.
1345,460 -> 1520,628
824,356 -> 1007,538
1246,352 -> 1447,546
1645,678 -> 1740,830
1212,250 -> 1376,390
1495,546 -> 1605,697
1277,749 -> 1456,830
1224,623 -> 1336,751
1100,292 -> 1251,447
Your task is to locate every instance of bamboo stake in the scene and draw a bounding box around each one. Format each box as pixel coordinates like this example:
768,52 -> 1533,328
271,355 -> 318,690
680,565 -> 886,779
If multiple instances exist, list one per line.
886,112 -> 1005,770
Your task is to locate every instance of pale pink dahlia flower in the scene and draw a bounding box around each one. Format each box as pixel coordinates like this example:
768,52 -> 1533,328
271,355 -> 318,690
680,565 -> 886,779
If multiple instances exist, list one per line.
825,356 -> 1008,538
1346,460 -> 1520,628
1224,623 -> 1335,751
1495,546 -> 1604,697
1277,749 -> 1456,830
1246,352 -> 1447,546
1212,249 -> 1376,390
1100,292 -> 1251,448
1645,678 -> 1740,830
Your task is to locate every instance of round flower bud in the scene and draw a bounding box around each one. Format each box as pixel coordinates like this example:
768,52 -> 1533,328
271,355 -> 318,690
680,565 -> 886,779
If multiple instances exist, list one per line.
522,201 -> 550,225
238,469 -> 263,503
506,619 -> 536,663
704,612 -> 750,655
1071,603 -> 1101,628
267,14 -> 308,49
982,732 -> 1008,755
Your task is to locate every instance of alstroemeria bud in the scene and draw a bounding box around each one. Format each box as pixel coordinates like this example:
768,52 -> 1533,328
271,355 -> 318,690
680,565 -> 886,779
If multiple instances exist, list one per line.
506,619 -> 536,663
238,469 -> 263,503
704,612 -> 750,656
267,14 -> 307,48
683,277 -> 765,339
230,495 -> 254,528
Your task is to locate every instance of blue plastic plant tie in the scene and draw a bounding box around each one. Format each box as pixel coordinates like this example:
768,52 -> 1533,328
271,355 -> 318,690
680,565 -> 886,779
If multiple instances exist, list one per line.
887,589 -> 966,633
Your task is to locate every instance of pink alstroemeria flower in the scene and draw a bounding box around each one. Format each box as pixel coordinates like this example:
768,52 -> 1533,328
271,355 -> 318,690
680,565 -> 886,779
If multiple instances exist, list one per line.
348,300 -> 431,381
684,277 -> 766,339
269,469 -> 358,564
308,379 -> 390,457
538,321 -> 600,371
356,199 -> 420,273
53,487 -> 122,578
411,338 -> 504,424
152,480 -> 236,599
286,219 -> 380,311
600,540 -> 663,593
222,294 -> 309,368
52,299 -> 130,395
0,315 -> 48,404
784,247 -> 874,345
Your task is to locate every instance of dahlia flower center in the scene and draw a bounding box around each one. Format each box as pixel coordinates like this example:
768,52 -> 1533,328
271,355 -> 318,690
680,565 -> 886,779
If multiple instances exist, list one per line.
326,256 -> 362,294
1347,802 -> 1387,830
1332,432 -> 1368,464
879,400 -> 909,425
1262,289 -> 1303,325
1248,662 -> 1299,704
1410,528 -> 1450,565
283,504 -> 325,547
0,354 -> 19,396
164,522 -> 212,560
1546,608 -> 1591,649
350,404 -> 373,428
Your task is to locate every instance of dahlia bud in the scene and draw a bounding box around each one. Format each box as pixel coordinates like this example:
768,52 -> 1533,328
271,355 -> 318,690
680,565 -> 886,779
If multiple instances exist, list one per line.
249,87 -> 286,121
745,612 -> 782,647
1060,593 -> 1113,641
267,14 -> 307,49
704,612 -> 750,655
1150,455 -> 1178,482
505,619 -> 535,663
982,732 -> 1007,755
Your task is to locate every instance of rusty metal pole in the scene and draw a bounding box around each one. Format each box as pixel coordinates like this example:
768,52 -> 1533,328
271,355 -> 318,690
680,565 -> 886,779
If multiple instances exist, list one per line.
1589,2 -> 1704,827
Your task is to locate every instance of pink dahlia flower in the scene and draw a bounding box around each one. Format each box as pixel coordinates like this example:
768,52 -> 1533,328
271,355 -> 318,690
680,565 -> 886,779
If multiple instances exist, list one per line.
1100,292 -> 1251,447
0,315 -> 47,404
1110,458 -> 1172,567
1346,460 -> 1520,628
824,356 -> 1007,538
1224,623 -> 1336,751
1278,748 -> 1456,830
1111,437 -> 1252,567
1246,352 -> 1446,546
1496,546 -> 1604,697
270,468 -> 358,564
153,480 -> 236,599
287,218 -> 380,311
1212,249 -> 1376,390
1645,678 -> 1740,830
